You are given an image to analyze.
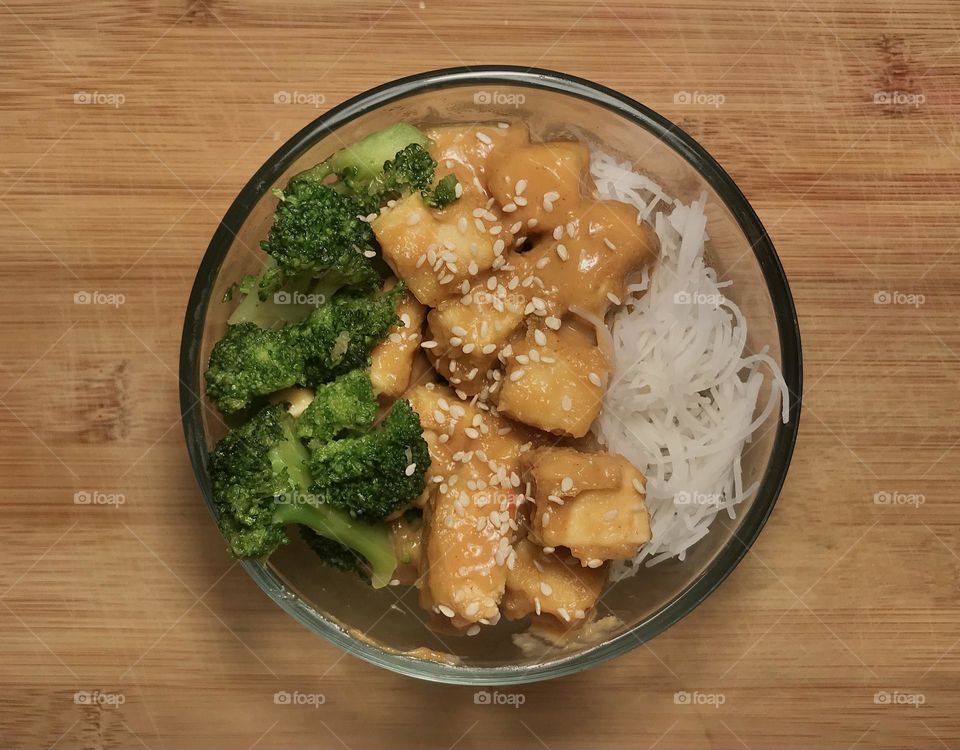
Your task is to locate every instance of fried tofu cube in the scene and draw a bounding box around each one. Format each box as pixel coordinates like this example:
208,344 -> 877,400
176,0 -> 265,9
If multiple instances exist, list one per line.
425,281 -> 526,395
503,539 -> 606,623
370,289 -> 426,398
486,141 -> 590,231
523,448 -> 651,564
518,199 -> 659,316
426,123 -> 531,198
497,321 -> 610,438
420,463 -> 518,625
372,194 -> 513,307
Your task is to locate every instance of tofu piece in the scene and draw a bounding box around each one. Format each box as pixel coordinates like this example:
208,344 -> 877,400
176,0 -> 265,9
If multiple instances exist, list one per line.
372,193 -> 513,307
370,289 -> 426,398
503,540 -> 606,623
486,141 -> 590,231
426,123 -> 531,198
513,199 -> 659,316
523,448 -> 651,564
425,280 -> 526,396
420,461 -> 520,626
497,321 -> 611,438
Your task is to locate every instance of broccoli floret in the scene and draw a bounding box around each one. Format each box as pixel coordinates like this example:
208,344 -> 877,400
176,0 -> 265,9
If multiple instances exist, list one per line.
208,403 -> 397,587
307,400 -> 430,522
298,122 -> 430,186
300,527 -> 365,577
425,173 -> 460,209
205,323 -> 304,414
296,369 -> 377,446
205,285 -> 402,413
261,178 -> 379,287
298,283 -> 404,385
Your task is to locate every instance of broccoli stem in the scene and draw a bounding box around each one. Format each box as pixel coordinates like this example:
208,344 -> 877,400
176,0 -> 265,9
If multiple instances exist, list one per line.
272,502 -> 397,589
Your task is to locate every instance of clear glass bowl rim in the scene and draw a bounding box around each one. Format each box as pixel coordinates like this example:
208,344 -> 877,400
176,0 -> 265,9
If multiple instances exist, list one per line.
179,65 -> 803,685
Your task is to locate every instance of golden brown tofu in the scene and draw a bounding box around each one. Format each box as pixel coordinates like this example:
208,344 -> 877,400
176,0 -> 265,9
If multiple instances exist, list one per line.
503,540 -> 606,623
370,289 -> 426,398
486,141 -> 590,231
426,123 -> 531,198
524,448 -> 651,564
497,321 -> 610,438
514,199 -> 659,316
425,282 -> 526,396
372,194 -> 513,307
420,461 -> 520,626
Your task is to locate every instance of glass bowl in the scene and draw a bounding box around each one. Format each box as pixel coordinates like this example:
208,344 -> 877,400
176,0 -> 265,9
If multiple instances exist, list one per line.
180,66 -> 802,684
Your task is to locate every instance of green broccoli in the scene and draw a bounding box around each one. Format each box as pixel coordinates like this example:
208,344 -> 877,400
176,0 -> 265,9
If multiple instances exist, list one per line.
300,528 -> 367,577
208,403 -> 397,587
204,323 -> 304,414
205,285 -> 402,414
307,399 -> 430,522
425,173 -> 460,209
296,369 -> 377,446
297,283 -> 404,385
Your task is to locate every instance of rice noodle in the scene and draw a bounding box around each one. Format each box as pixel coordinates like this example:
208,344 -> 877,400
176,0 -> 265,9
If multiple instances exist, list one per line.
590,150 -> 790,580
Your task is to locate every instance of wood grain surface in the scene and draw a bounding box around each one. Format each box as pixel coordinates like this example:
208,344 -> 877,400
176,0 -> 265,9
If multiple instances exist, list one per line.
2,1 -> 959,748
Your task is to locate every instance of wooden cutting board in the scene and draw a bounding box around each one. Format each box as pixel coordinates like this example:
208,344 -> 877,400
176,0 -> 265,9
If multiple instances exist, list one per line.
2,1 -> 958,747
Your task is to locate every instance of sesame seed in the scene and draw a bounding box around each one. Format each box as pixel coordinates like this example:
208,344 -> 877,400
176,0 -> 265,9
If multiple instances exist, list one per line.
475,131 -> 493,145
406,211 -> 421,226
552,226 -> 563,240
363,249 -> 377,258
588,372 -> 602,386
502,203 -> 517,213
632,478 -> 645,494
510,369 -> 524,381
561,477 -> 573,492
465,601 -> 480,616
462,343 -> 475,354
545,316 -> 561,330
534,329 -> 547,346
515,179 -> 527,195
493,238 -> 505,255
438,604 -> 455,617
489,224 -> 503,235
607,291 -> 622,305
498,121 -> 510,129
415,254 -> 427,268
556,243 -> 568,261
405,463 -> 417,476
540,582 -> 553,596
433,409 -> 446,424
486,276 -> 497,291
457,216 -> 468,233
534,597 -> 542,615
561,396 -> 572,411
557,607 -> 571,622
482,343 -> 496,354
451,325 -> 467,337
535,256 -> 550,269
454,182 -> 463,198
603,237 -> 617,250
527,217 -> 539,228
510,221 -> 523,233
421,340 -> 439,349
541,512 -> 551,527
587,558 -> 604,568
474,218 -> 486,232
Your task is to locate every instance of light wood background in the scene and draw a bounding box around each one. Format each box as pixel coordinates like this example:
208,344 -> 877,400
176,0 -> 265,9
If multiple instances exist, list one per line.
2,1 -> 959,748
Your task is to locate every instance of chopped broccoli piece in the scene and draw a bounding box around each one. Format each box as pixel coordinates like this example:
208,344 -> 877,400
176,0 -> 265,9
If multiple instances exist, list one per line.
425,173 -> 460,209
296,369 -> 377,446
298,283 -> 404,385
307,400 -> 430,522
205,285 -> 402,413
261,178 -> 380,288
205,323 -> 304,414
208,403 -> 397,587
298,123 -> 430,186
300,527 -> 365,577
